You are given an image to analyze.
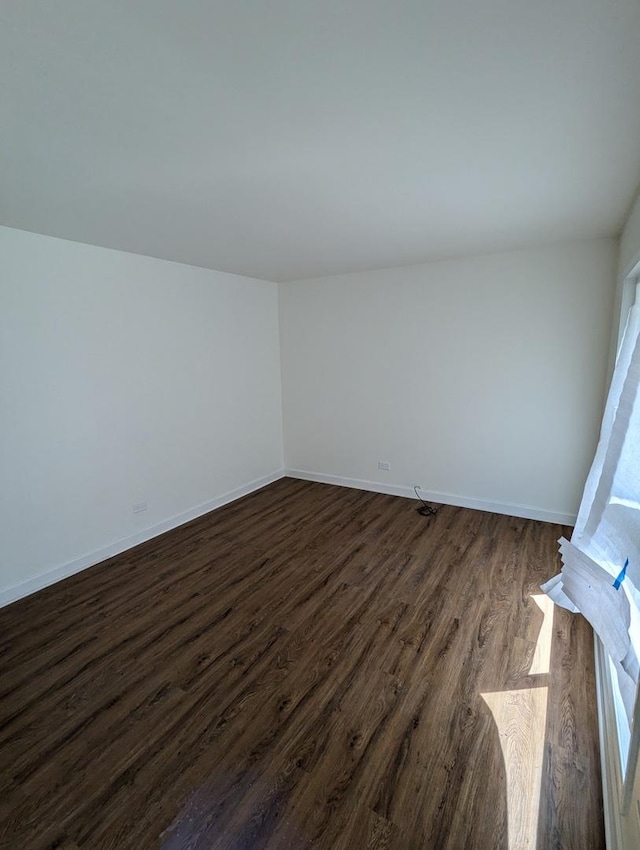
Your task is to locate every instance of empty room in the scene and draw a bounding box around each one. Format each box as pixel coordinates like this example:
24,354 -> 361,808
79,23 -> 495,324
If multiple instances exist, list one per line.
2,2 -> 640,849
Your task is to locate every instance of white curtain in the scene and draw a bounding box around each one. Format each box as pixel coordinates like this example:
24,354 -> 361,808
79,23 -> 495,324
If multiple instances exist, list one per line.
543,301 -> 640,721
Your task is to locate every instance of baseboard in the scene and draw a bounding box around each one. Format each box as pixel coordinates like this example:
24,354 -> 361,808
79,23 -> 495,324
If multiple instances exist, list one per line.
285,468 -> 577,525
1,467 -> 573,609
0,469 -> 286,609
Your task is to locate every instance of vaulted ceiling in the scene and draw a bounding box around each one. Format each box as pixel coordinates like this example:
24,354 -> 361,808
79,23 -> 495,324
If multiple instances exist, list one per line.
2,1 -> 640,281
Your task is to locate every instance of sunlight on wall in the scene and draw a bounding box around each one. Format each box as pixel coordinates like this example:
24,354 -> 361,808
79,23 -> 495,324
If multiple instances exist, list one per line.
481,594 -> 554,850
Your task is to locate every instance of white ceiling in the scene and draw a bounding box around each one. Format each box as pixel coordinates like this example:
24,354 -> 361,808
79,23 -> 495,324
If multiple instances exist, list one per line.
2,1 -> 640,282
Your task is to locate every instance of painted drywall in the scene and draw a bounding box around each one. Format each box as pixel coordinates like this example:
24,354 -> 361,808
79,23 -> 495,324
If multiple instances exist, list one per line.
279,240 -> 617,523
0,226 -> 283,600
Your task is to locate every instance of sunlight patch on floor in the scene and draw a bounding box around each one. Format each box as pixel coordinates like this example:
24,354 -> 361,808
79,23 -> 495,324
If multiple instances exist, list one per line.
481,594 -> 554,849
529,594 -> 554,675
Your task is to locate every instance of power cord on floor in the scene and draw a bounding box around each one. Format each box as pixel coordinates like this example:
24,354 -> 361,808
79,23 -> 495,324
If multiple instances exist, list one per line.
414,486 -> 438,517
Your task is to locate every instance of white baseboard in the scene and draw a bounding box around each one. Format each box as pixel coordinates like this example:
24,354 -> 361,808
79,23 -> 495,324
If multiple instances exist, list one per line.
285,468 -> 577,525
1,467 -> 573,610
0,469 -> 285,609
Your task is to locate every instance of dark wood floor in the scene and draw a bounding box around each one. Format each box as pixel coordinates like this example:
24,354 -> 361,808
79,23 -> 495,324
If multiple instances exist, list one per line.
0,478 -> 604,849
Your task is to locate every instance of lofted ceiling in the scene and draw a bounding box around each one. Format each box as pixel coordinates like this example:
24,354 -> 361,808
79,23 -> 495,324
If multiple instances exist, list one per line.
2,0 -> 640,282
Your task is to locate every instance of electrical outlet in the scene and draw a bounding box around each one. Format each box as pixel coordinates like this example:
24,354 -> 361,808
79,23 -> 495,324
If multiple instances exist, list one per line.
132,501 -> 147,514
378,461 -> 390,471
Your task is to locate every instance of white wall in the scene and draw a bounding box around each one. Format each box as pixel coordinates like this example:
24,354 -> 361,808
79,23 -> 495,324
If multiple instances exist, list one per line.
0,229 -> 618,602
280,239 -> 617,523
0,227 -> 284,602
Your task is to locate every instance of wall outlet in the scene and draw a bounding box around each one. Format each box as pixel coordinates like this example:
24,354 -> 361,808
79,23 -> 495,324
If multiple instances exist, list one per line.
132,501 -> 148,514
378,461 -> 391,471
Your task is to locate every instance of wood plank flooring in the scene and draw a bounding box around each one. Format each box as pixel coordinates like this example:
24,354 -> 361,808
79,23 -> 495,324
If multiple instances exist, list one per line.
0,478 -> 604,849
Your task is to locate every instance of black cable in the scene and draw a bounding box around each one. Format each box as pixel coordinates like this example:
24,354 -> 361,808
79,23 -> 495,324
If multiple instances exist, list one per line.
413,485 -> 438,517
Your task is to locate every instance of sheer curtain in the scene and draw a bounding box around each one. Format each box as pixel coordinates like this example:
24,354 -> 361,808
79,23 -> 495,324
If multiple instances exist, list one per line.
543,290 -> 640,736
